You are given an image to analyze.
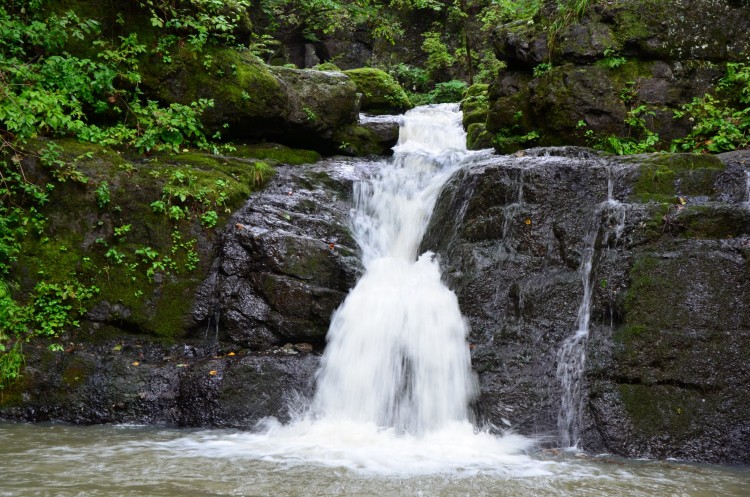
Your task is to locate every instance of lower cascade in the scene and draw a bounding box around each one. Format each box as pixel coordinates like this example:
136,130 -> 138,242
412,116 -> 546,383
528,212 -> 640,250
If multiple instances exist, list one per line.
180,104 -> 536,474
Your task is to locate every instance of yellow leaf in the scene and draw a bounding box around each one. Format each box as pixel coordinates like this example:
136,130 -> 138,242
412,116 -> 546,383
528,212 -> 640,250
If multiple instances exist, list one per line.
209,370 -> 218,376
131,361 -> 139,366
227,352 -> 235,357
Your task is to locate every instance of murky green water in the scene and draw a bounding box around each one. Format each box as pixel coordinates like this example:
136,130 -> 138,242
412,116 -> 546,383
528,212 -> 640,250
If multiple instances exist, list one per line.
1,423 -> 748,497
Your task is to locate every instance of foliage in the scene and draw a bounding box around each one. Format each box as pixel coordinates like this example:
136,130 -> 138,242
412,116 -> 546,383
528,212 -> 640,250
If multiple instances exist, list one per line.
428,80 -> 468,103
671,63 -> 750,153
389,63 -> 431,93
140,0 -> 252,52
582,63 -> 750,156
421,31 -> 456,77
493,110 -> 540,152
478,0 -> 542,28
533,62 -> 553,78
0,0 -> 236,388
597,48 -> 627,69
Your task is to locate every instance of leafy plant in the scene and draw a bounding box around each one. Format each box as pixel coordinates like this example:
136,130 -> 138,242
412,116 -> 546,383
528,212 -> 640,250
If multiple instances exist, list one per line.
598,48 -> 627,69
95,181 -> 111,208
422,31 -> 456,77
533,62 -> 553,78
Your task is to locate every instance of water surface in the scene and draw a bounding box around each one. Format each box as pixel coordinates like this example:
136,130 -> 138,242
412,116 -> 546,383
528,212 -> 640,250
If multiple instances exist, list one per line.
2,423 -> 748,497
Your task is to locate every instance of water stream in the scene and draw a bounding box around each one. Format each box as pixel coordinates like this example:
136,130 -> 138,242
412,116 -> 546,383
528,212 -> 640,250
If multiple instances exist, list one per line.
556,169 -> 626,448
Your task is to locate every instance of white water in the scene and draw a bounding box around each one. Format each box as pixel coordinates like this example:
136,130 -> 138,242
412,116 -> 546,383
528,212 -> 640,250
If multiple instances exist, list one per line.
163,104 -> 536,475
557,168 -> 626,448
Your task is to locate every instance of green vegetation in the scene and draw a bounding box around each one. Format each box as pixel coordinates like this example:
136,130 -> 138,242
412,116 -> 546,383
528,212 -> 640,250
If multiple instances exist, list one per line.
580,63 -> 750,156
0,0 -> 300,388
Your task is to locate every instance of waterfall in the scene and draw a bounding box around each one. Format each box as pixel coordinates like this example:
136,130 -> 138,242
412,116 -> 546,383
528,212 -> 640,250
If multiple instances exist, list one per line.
313,104 -> 477,433
190,104 -> 536,475
556,168 -> 626,448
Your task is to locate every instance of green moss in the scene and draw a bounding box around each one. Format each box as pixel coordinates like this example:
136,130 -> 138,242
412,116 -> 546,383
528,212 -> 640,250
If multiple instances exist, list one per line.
619,383 -> 698,437
674,205 -> 750,239
621,255 -> 670,329
62,356 -> 94,386
629,154 -> 725,203
229,143 -> 321,165
313,62 -> 342,72
466,123 -> 494,150
333,125 -> 391,156
12,139 -> 271,341
141,47 -> 284,130
343,68 -> 412,114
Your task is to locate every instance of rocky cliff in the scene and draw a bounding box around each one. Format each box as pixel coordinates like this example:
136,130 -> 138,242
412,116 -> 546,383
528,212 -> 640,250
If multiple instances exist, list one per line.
421,147 -> 750,464
477,0 -> 750,151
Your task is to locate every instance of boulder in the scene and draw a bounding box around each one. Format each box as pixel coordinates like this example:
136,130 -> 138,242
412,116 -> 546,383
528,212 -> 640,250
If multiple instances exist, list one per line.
483,0 -> 750,151
421,147 -> 750,463
343,68 -> 413,114
140,48 -> 360,153
192,158 -> 366,350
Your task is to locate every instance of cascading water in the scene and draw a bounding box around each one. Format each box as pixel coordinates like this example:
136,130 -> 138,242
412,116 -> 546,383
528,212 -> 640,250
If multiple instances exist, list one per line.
314,105 -> 477,433
556,168 -> 626,449
178,104 -> 537,475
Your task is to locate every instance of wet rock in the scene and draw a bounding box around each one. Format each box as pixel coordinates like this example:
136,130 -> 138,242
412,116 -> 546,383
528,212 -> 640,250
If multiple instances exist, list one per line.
423,147 -> 750,464
193,159 -> 367,350
0,338 -> 319,428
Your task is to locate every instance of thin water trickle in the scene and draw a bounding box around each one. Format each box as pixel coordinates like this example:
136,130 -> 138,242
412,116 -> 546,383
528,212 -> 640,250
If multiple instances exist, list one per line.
557,167 -> 626,449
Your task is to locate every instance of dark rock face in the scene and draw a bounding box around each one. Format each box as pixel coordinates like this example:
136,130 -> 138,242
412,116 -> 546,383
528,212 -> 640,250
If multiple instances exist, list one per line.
0,337 -> 319,427
482,0 -> 750,150
4,137 -> 749,466
422,147 -> 750,464
192,160 -> 368,350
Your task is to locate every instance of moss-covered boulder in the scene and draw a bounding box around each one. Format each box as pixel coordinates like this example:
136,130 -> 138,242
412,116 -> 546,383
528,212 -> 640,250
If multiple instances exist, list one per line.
10,139 -> 290,341
485,0 -> 750,151
343,68 -> 413,114
140,47 -> 359,153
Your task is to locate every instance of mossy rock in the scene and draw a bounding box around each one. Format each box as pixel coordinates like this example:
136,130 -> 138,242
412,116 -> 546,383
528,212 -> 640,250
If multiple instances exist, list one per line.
466,123 -> 494,150
623,153 -> 726,203
228,143 -> 321,165
140,47 -> 284,136
333,124 -> 393,156
343,68 -> 413,114
12,138 -> 272,340
673,204 -> 750,239
461,83 -> 489,130
140,47 -> 359,153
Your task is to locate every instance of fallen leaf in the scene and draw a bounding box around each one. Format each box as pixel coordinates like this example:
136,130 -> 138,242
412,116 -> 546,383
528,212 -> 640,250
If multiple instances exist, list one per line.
209,370 -> 218,376
132,361 -> 140,366
227,352 -> 236,357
